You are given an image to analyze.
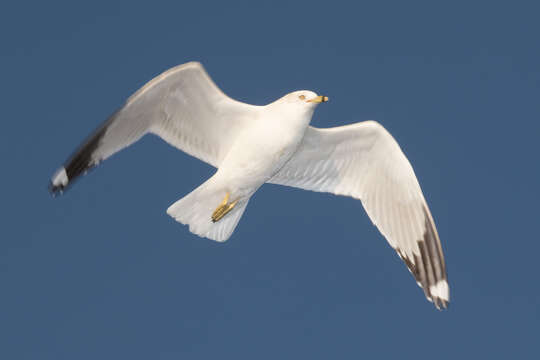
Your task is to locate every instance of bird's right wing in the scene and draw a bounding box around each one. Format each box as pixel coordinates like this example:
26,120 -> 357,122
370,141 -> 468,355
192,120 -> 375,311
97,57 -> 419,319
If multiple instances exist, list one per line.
269,121 -> 449,309
50,62 -> 258,194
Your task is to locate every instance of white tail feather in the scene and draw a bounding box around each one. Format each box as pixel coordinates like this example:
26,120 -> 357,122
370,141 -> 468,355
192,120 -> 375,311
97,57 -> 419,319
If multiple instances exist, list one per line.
166,180 -> 249,242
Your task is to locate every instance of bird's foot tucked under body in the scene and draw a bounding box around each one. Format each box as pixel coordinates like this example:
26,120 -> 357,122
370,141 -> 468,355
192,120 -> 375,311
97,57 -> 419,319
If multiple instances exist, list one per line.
211,192 -> 238,222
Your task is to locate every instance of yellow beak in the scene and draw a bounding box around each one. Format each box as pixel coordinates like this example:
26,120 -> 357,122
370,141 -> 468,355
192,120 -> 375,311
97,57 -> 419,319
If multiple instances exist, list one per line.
307,95 -> 329,103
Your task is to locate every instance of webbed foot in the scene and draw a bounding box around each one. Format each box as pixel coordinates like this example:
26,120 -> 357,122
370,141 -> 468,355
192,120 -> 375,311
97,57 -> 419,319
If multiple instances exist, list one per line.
211,192 -> 238,222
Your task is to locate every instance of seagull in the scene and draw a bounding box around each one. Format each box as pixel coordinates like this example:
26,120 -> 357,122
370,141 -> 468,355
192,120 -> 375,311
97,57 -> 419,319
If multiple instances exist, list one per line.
49,62 -> 449,309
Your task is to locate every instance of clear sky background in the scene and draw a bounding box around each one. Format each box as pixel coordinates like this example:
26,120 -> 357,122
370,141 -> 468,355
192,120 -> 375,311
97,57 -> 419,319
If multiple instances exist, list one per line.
1,0 -> 539,359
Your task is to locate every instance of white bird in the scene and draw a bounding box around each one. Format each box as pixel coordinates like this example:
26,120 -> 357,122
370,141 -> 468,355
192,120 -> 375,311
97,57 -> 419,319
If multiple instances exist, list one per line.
50,62 -> 449,309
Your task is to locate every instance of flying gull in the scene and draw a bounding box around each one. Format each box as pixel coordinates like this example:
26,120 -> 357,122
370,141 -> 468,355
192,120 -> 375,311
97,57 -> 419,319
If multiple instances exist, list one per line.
49,62 -> 449,309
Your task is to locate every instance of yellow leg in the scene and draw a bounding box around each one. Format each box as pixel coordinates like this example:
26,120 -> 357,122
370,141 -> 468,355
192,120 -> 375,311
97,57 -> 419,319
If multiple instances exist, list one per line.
211,192 -> 238,223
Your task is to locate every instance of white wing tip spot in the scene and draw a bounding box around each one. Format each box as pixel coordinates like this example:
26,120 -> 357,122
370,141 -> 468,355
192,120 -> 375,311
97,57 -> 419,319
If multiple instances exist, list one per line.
429,280 -> 450,301
52,167 -> 69,187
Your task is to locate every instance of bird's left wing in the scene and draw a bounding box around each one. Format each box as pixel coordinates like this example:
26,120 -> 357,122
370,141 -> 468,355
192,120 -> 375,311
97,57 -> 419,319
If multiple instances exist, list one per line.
269,121 -> 449,309
50,62 -> 258,195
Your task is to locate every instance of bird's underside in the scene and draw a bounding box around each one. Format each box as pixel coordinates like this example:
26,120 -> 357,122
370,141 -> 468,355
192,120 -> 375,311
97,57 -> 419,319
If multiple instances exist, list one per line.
49,61 -> 449,309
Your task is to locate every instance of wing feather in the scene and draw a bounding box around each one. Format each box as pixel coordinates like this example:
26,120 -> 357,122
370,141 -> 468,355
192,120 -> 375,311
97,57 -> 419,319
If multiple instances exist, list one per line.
269,121 -> 449,309
50,62 -> 257,194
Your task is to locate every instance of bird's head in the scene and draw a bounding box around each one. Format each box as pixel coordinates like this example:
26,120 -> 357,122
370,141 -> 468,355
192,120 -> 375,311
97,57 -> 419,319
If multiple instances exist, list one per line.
269,90 -> 329,124
280,90 -> 329,107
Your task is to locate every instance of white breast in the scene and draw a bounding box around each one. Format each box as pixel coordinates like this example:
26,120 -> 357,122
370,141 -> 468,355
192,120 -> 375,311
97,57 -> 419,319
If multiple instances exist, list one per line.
215,108 -> 312,197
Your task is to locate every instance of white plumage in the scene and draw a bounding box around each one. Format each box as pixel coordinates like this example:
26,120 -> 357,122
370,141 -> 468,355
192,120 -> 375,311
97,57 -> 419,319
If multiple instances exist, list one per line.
50,62 -> 449,309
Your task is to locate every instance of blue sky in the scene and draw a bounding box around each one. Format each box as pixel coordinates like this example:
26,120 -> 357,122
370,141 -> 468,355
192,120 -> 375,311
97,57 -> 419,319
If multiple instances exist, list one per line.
1,0 -> 539,359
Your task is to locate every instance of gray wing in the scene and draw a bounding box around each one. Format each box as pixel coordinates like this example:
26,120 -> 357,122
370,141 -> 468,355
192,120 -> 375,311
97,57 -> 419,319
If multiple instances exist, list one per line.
50,62 -> 257,194
270,121 -> 449,309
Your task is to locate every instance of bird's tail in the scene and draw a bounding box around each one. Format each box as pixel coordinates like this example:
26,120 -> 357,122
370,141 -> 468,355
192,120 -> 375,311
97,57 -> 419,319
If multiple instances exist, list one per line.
166,179 -> 249,242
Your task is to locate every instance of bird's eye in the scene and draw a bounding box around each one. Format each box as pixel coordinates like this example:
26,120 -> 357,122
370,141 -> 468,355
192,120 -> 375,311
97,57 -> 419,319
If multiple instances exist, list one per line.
298,95 -> 306,100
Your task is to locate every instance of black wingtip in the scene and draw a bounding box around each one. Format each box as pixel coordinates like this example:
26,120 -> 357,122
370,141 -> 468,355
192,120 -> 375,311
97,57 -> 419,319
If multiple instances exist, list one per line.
49,167 -> 69,197
397,206 -> 449,311
48,181 -> 64,197
432,297 -> 449,311
48,110 -> 115,198
440,299 -> 449,310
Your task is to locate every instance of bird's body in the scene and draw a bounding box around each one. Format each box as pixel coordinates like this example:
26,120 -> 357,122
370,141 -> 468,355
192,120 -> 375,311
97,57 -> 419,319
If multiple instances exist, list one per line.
166,90 -> 321,239
217,93 -> 316,197
50,62 -> 449,309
